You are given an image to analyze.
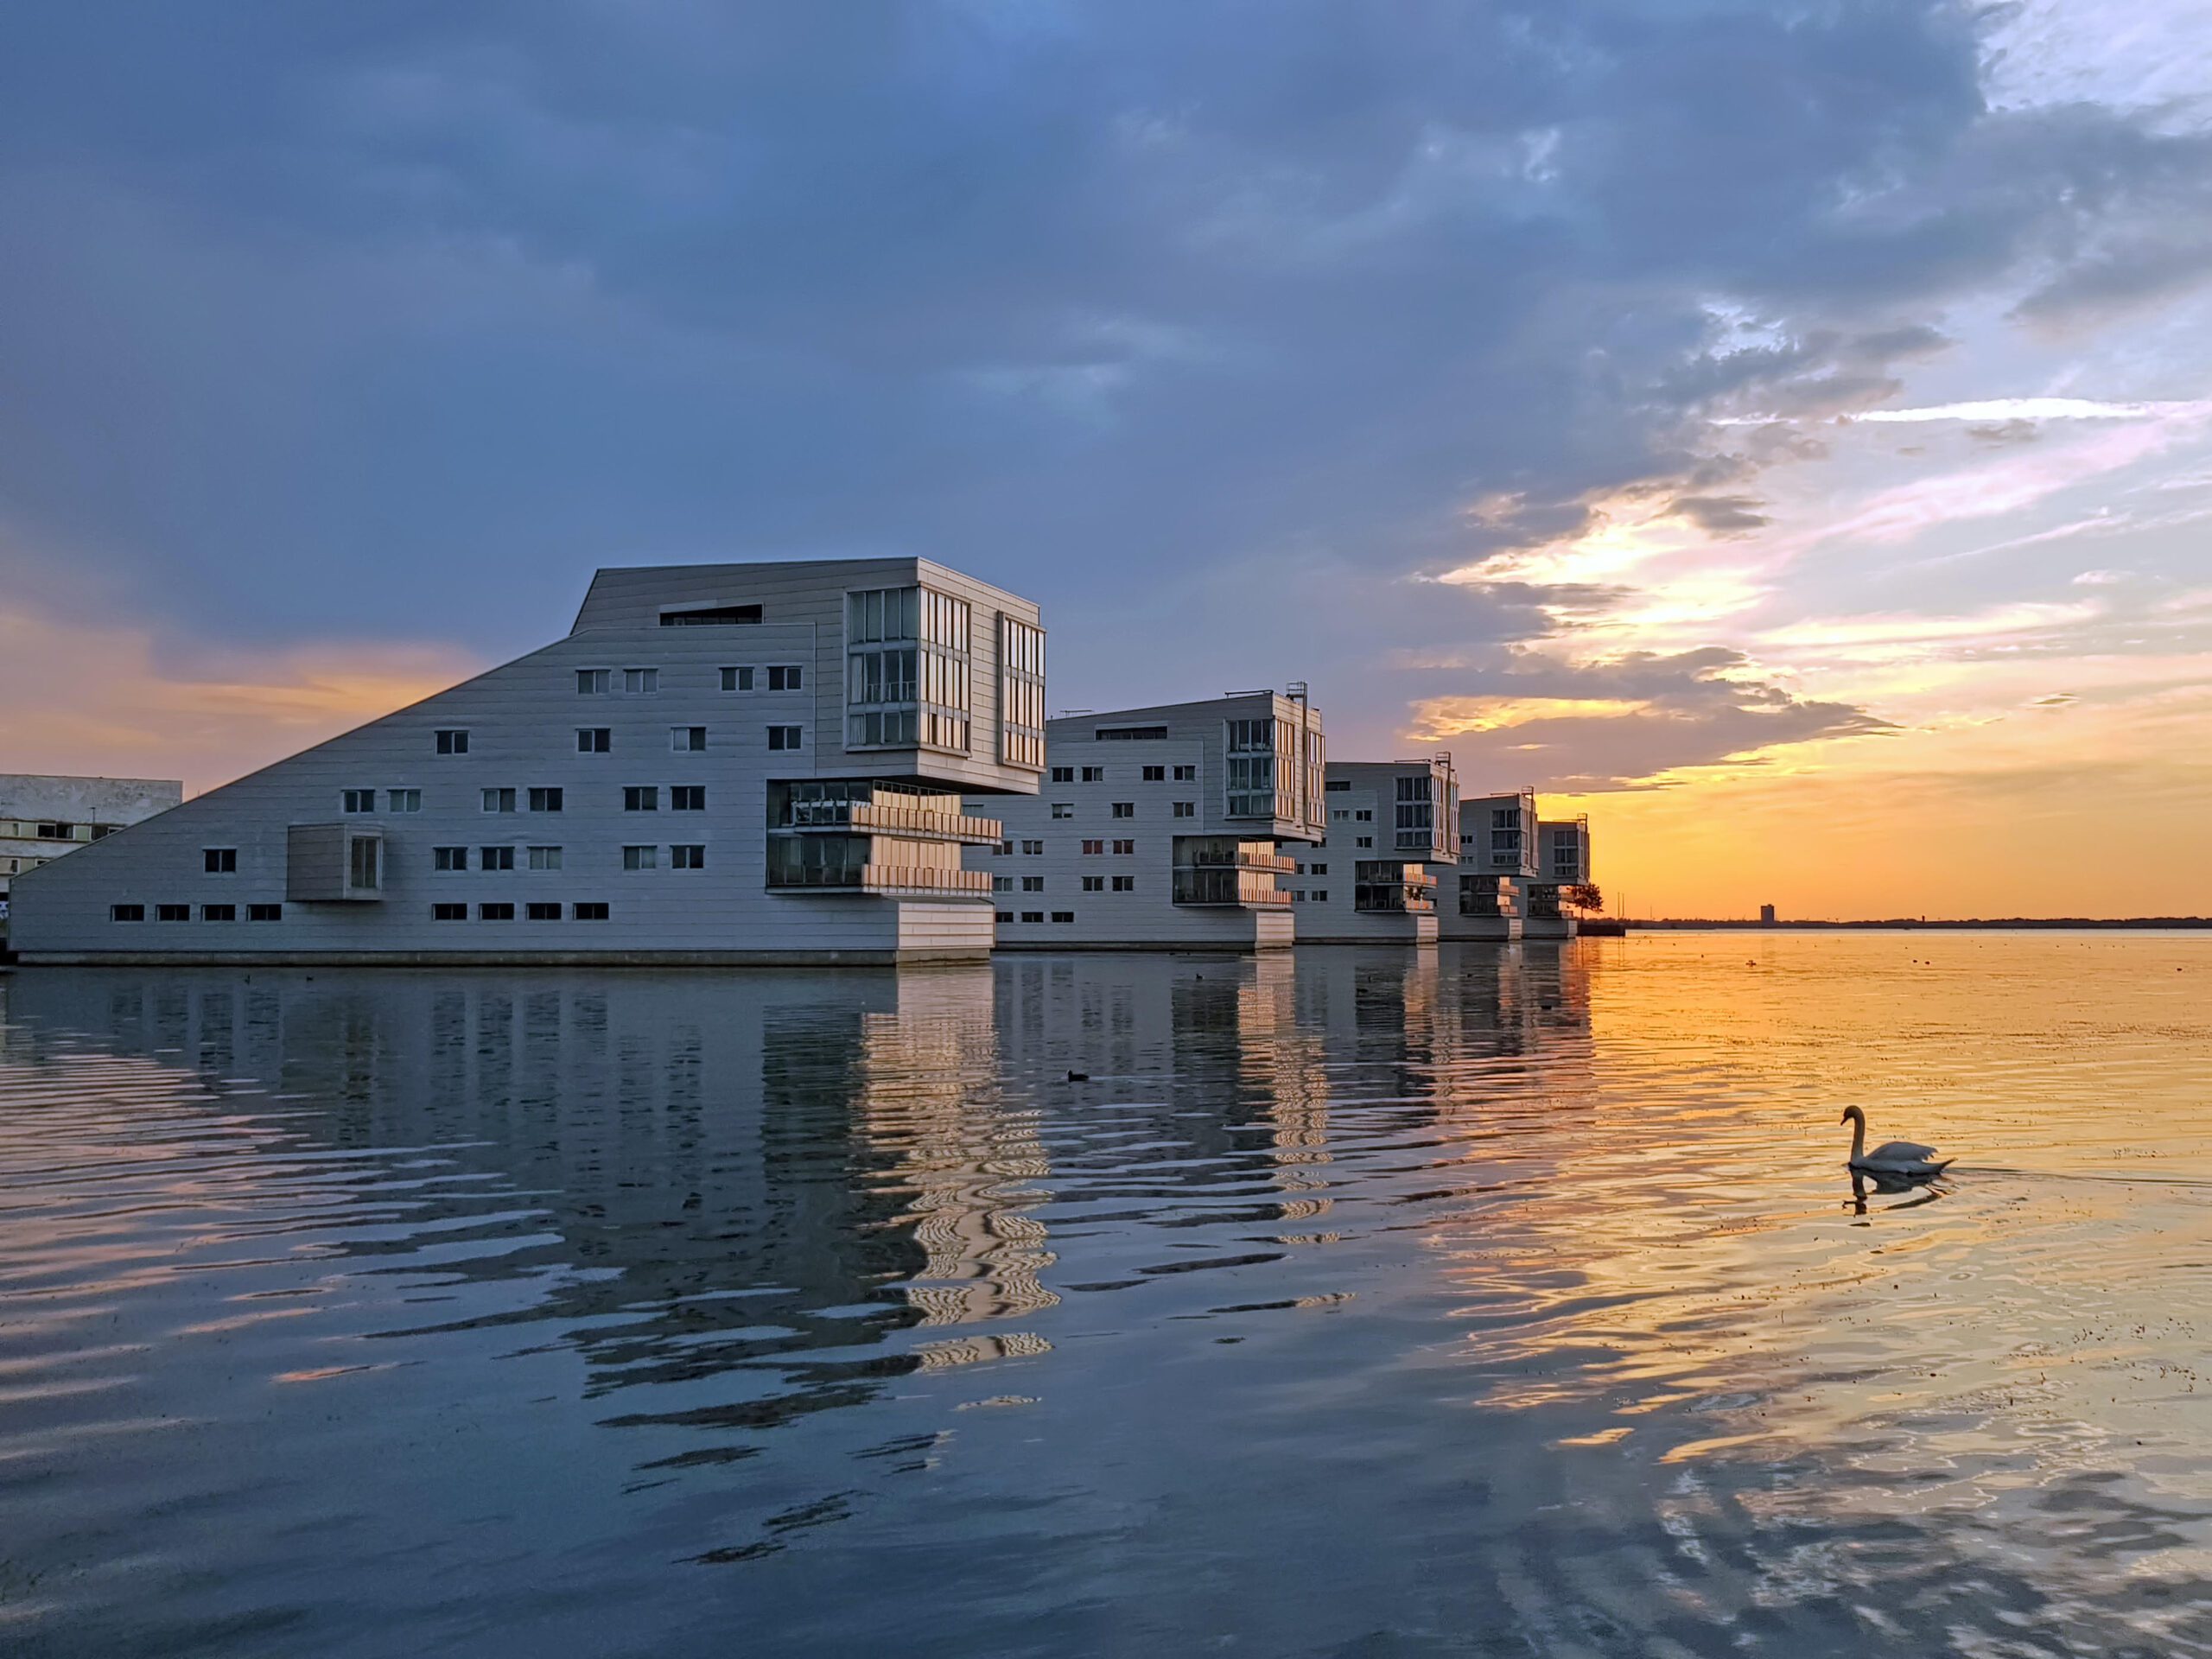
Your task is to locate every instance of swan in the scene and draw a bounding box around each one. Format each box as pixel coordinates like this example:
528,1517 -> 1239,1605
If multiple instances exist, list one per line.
1840,1106 -> 1951,1178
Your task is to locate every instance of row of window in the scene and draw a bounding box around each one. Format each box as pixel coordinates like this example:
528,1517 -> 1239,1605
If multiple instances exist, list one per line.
430,723 -> 803,755
991,839 -> 1139,855
992,875 -> 1137,892
1330,808 -> 1375,822
1046,763 -> 1199,784
1046,801 -> 1194,820
327,784 -> 716,822
0,819 -> 124,842
439,844 -> 707,871
114,903 -> 283,922
574,665 -> 803,696
997,911 -> 1079,924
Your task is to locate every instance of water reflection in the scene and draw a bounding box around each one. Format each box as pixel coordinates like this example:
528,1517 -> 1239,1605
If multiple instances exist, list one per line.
0,935 -> 2207,1657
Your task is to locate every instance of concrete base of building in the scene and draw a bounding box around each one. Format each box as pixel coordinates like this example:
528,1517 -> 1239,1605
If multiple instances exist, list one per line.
1519,918 -> 1578,940
10,948 -> 988,968
994,904 -> 1294,953
1437,914 -> 1521,942
1296,912 -> 1440,945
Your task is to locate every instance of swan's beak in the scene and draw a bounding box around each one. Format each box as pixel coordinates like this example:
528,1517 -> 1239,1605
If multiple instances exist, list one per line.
1838,1109 -> 1850,1123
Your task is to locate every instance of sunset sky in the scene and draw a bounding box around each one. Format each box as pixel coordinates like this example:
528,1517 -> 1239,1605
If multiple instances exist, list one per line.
3,3 -> 2209,918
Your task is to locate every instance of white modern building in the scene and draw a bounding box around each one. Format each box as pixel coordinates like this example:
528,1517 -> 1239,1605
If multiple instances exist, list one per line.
1,776 -> 183,915
1517,816 -> 1593,940
1440,788 -> 1537,942
1281,756 -> 1458,944
967,690 -> 1325,950
8,558 -> 1045,965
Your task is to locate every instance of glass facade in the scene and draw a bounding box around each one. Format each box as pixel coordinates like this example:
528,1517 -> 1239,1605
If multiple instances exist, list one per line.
847,585 -> 973,753
1000,614 -> 1046,770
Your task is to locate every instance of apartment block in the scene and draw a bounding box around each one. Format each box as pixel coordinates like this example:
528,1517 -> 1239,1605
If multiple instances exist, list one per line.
1440,788 -> 1537,942
969,691 -> 1326,950
1281,757 -> 1458,944
1,775 -> 182,914
1518,816 -> 1593,940
8,558 -> 1043,964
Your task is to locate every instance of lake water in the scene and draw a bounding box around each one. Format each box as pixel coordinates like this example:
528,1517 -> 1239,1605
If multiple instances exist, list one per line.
0,933 -> 2207,1657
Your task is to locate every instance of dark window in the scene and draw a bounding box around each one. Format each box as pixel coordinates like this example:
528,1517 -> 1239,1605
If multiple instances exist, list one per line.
1082,840 -> 1103,855
673,726 -> 707,753
1312,863 -> 1328,876
721,665 -> 754,691
1141,766 -> 1165,781
111,903 -> 146,922
479,902 -> 515,921
156,903 -> 190,921
341,789 -> 376,814
1112,876 -> 1134,892
530,787 -> 563,812
577,668 -> 610,695
435,729 -> 468,754
671,785 -> 705,810
525,901 -> 562,921
1325,779 -> 1351,791
1092,725 -> 1167,741
1021,839 -> 1044,855
1050,766 -> 1075,783
247,903 -> 282,922
1020,911 -> 1044,924
432,902 -> 467,921
1112,839 -> 1135,855
1051,911 -> 1075,923
1083,875 -> 1103,891
573,901 -> 610,920
1173,765 -> 1197,781
767,725 -> 802,751
1173,802 -> 1195,817
481,787 -> 516,813
671,844 -> 706,869
577,728 -> 611,753
204,848 -> 237,874
201,904 -> 236,922
622,845 -> 657,870
434,846 -> 467,872
480,846 -> 517,872
662,603 -> 762,626
767,664 -> 803,690
995,910 -> 1014,924
1111,802 -> 1134,818
624,786 -> 658,811
1081,766 -> 1104,782
1021,875 -> 1044,892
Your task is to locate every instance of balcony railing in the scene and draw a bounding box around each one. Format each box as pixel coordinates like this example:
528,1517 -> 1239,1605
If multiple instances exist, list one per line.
769,864 -> 994,897
783,799 -> 1002,843
1178,848 -> 1297,874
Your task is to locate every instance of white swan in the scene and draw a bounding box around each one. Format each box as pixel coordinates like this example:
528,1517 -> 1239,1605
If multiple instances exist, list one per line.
1840,1106 -> 1951,1177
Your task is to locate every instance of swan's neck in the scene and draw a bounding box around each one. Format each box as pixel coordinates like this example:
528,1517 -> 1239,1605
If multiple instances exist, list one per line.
1848,1116 -> 1866,1160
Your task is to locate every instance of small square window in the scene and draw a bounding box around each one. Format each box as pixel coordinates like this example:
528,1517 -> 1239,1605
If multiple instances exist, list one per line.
573,901 -> 610,920
1141,766 -> 1165,782
624,667 -> 658,695
623,845 -> 658,871
1051,911 -> 1074,923
1021,875 -> 1045,892
387,789 -> 421,813
480,846 -> 516,872
1112,839 -> 1135,855
1173,765 -> 1197,781
203,848 -> 237,874
767,664 -> 803,690
432,902 -> 467,921
1081,839 -> 1103,855
624,786 -> 659,811
1111,802 -> 1134,818
1050,766 -> 1074,783
528,845 -> 563,871
995,910 -> 1014,924
1357,836 -> 1373,849
435,728 -> 468,754
1311,863 -> 1327,876
201,903 -> 236,922
1313,890 -> 1329,903
341,788 -> 376,814
1082,875 -> 1103,892
577,728 -> 611,753
479,902 -> 515,921
433,846 -> 467,872
994,840 -> 1014,855
721,665 -> 753,692
525,901 -> 563,921
156,903 -> 190,922
576,668 -> 611,696
767,725 -> 803,751
1021,839 -> 1044,855
530,786 -> 563,812
1173,801 -> 1195,817
1051,803 -> 1074,818
672,726 -> 707,753
1112,875 -> 1135,892
247,903 -> 282,922
1081,766 -> 1104,782
671,844 -> 706,869
1020,911 -> 1044,924
671,785 -> 705,810
482,787 -> 516,813
992,875 -> 1014,892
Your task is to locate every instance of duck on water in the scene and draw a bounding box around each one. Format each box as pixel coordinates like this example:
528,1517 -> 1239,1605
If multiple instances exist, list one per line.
1840,1105 -> 1952,1179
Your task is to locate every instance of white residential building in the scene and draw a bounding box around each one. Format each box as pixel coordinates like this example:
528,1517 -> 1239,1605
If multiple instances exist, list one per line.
1517,816 -> 1594,939
8,558 -> 1044,964
1,776 -> 182,914
1440,788 -> 1537,942
968,691 -> 1326,950
1281,757 -> 1458,944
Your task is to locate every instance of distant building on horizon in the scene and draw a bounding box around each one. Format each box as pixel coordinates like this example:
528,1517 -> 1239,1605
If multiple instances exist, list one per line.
1,774 -> 182,913
1760,903 -> 1777,925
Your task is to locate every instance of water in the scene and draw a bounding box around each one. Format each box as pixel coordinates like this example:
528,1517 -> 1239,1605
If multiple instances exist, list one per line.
0,933 -> 2207,1657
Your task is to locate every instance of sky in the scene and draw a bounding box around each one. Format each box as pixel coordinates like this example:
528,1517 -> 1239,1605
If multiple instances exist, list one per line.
2,1 -> 2209,918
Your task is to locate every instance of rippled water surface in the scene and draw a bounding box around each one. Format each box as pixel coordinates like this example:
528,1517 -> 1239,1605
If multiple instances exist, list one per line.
1,933 -> 2208,1656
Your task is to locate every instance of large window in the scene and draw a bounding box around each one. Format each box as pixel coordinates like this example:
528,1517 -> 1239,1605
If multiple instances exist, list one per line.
1000,614 -> 1046,770
847,585 -> 971,753
1224,718 -> 1277,819
1395,774 -> 1433,853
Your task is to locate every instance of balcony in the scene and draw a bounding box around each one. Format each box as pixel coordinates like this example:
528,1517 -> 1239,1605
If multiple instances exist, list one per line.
782,798 -> 1002,844
1178,847 -> 1297,874
769,863 -> 993,897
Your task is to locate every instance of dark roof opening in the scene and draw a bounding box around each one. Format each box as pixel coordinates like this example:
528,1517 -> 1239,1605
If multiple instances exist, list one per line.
660,603 -> 763,626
